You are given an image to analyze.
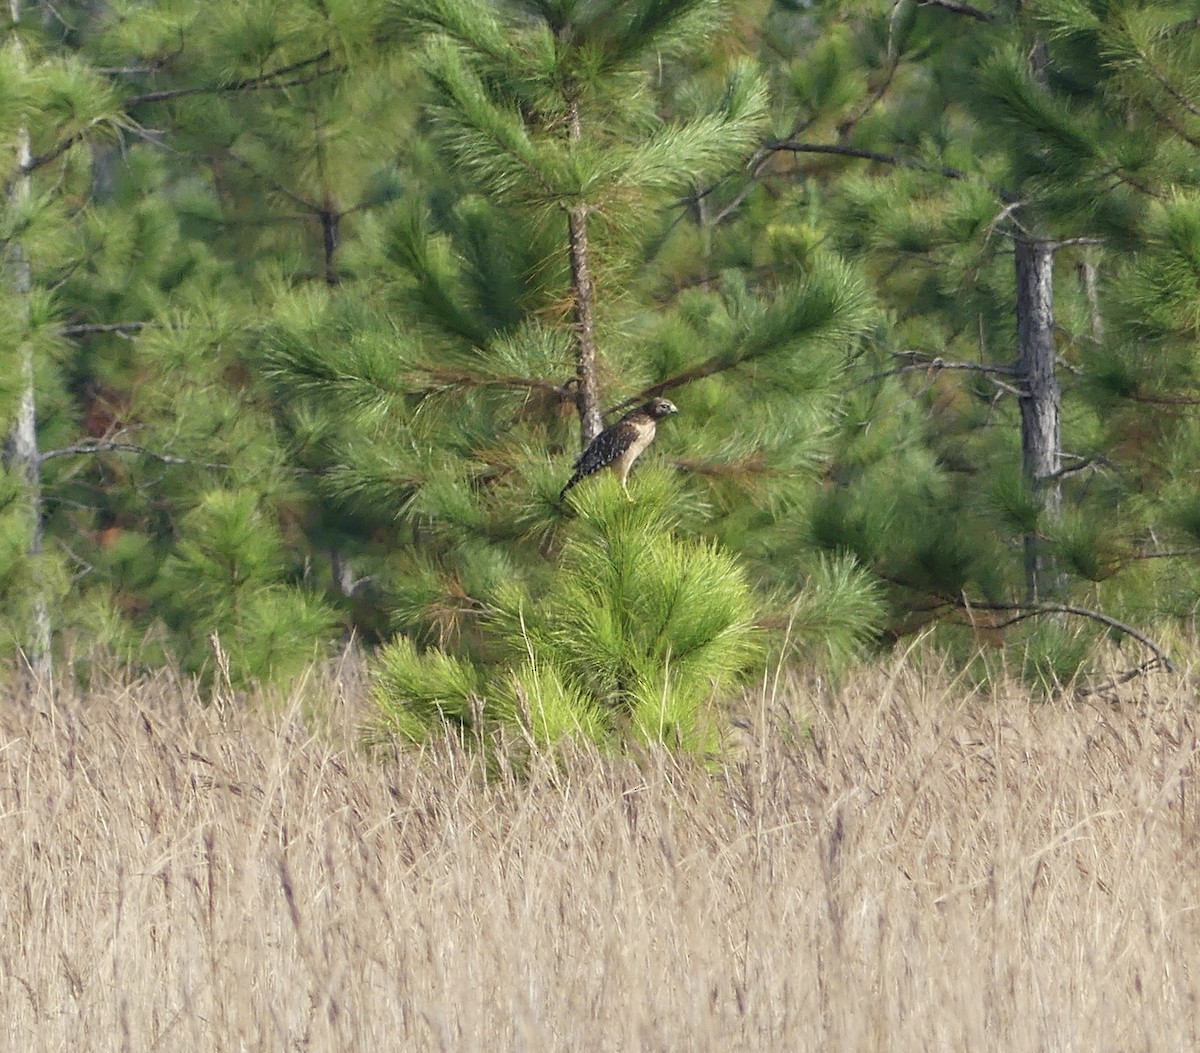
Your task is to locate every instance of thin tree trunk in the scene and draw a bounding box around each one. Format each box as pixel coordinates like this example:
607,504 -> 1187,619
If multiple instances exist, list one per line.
5,0 -> 51,678
1015,236 -> 1062,602
694,182 -> 712,291
320,206 -> 340,287
1077,252 -> 1104,343
330,548 -> 357,598
565,98 -> 602,447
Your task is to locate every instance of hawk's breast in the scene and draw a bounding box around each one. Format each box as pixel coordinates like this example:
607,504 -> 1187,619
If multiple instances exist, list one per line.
614,418 -> 656,476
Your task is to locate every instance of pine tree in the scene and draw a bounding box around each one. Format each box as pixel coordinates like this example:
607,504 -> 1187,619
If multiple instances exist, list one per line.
251,0 -> 885,747
2,0 -> 128,675
22,0 -> 1198,700
373,474 -> 762,754
716,0 -> 1187,680
387,0 -> 774,446
0,1 -> 379,683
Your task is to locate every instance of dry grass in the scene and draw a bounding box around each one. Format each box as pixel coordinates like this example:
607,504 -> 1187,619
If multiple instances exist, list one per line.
2,653 -> 1199,1051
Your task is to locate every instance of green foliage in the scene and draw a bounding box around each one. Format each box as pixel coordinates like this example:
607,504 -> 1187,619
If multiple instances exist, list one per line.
4,0 -> 1194,703
372,636 -> 484,744
783,555 -> 887,673
1020,620 -> 1099,697
156,491 -> 337,686
496,658 -> 608,749
0,469 -> 66,659
373,475 -> 761,755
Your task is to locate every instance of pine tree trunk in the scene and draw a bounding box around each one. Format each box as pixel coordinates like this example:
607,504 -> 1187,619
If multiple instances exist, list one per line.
5,0 -> 51,678
566,98 -> 602,447
320,206 -> 340,287
1014,236 -> 1062,602
1077,253 -> 1104,343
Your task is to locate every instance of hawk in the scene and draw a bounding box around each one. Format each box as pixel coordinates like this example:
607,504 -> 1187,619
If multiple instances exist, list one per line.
559,397 -> 679,502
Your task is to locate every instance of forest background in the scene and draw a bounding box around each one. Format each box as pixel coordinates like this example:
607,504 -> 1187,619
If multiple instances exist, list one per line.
3,0 -> 1200,747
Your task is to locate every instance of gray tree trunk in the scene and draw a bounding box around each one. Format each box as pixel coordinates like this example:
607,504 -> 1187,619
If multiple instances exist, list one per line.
4,0 -> 51,679
566,99 -> 602,447
1014,236 -> 1062,602
1077,253 -> 1104,343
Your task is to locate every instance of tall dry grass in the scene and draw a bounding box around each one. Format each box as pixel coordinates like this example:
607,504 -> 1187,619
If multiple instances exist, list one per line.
0,653 -> 1198,1051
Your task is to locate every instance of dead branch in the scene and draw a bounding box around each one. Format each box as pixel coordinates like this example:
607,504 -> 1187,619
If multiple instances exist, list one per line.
39,441 -> 228,470
765,140 -> 970,183
950,596 -> 1175,674
856,353 -> 1019,387
917,0 -> 995,21
417,368 -> 574,402
60,321 -> 151,336
605,354 -> 736,417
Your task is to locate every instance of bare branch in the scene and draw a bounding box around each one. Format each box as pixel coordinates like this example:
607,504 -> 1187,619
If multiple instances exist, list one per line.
951,596 -> 1175,674
95,65 -> 165,76
917,0 -> 995,22
60,321 -> 151,337
1046,236 -> 1106,250
855,353 -> 1019,387
39,441 -> 228,470
121,50 -> 337,107
1040,453 -> 1112,482
417,367 -> 574,402
765,140 -> 970,183
1075,656 -> 1170,697
605,354 -> 737,417
1129,547 -> 1200,561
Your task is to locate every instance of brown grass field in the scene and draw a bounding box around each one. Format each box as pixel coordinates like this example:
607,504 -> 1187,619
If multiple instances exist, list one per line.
1,652 -> 1198,1051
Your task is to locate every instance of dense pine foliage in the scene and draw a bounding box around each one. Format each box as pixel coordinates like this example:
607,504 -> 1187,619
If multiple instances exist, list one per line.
3,0 -> 1199,743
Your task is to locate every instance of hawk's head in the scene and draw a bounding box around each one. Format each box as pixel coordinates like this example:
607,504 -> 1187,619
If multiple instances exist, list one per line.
645,398 -> 679,419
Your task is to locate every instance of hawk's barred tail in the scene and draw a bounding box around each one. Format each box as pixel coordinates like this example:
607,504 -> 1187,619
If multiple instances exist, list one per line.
558,474 -> 582,503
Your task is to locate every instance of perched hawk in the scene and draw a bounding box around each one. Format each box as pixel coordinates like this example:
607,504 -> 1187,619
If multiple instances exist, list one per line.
559,397 -> 679,502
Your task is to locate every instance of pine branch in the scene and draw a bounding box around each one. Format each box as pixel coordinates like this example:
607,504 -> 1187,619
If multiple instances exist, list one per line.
916,0 -> 994,22
39,441 -> 228,470
856,353 -> 1019,387
18,49 -> 340,178
605,354 -> 733,416
1120,34 -> 1200,120
1140,95 -> 1200,151
762,138 -> 1029,211
1074,656 -> 1169,697
19,119 -> 106,177
765,140 -> 971,184
60,321 -> 151,336
416,367 -> 573,401
612,267 -> 869,415
708,147 -> 775,226
1123,391 -> 1200,406
670,455 -> 775,480
1162,17 -> 1200,38
122,50 -> 339,106
226,151 -> 321,213
952,596 -> 1175,674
